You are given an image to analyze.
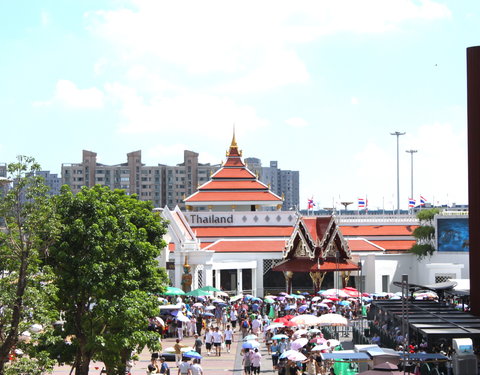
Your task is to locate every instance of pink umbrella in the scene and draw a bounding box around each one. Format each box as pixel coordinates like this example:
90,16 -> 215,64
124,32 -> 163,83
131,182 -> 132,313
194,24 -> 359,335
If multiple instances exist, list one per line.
291,337 -> 309,350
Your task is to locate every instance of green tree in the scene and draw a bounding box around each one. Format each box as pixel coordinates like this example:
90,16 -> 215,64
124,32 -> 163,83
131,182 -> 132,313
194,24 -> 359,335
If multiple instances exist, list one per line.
0,156 -> 60,375
48,185 -> 168,375
409,208 -> 441,259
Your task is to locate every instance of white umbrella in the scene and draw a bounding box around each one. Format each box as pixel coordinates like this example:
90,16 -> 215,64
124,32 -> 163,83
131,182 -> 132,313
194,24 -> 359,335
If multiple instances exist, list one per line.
327,339 -> 340,347
317,313 -> 348,326
292,329 -> 308,338
205,305 -> 216,310
286,351 -> 307,361
215,291 -> 229,297
230,294 -> 243,302
311,296 -> 321,302
291,338 -> 309,350
311,344 -> 329,351
290,314 -> 321,326
266,323 -> 284,330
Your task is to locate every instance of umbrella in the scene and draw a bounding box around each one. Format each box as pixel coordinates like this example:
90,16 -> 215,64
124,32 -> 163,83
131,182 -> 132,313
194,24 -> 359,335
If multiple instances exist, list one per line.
308,328 -> 322,334
183,350 -> 202,359
285,351 -> 307,361
283,320 -> 298,327
279,349 -> 302,359
203,312 -> 214,317
290,314 -> 320,326
279,292 -> 289,296
192,302 -> 204,308
311,344 -> 329,351
215,291 -> 229,297
341,287 -> 361,298
311,296 -> 321,302
272,334 -> 289,340
298,305 -> 309,313
326,339 -> 340,347
338,300 -> 350,306
317,314 -> 348,326
265,295 -> 277,299
199,286 -> 222,292
163,346 -> 192,353
205,305 -> 216,310
266,323 -> 284,330
291,338 -> 309,350
264,298 -> 275,304
164,286 -> 185,296
230,294 -> 243,302
283,315 -> 295,320
317,303 -> 330,309
243,334 -> 258,341
186,289 -> 212,297
242,341 -> 260,349
309,337 -> 326,345
292,329 -> 308,338
321,299 -> 334,304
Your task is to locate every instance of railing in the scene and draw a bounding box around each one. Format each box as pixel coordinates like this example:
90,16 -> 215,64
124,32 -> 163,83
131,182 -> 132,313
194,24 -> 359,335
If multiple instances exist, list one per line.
337,214 -> 419,224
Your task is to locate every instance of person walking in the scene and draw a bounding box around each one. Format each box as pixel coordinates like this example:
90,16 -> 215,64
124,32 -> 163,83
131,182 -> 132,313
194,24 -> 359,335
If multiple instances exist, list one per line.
177,358 -> 192,375
212,326 -> 224,356
250,348 -> 262,375
193,334 -> 203,355
242,348 -> 252,375
174,339 -> 188,367
204,327 -> 213,356
159,357 -> 170,375
190,359 -> 203,375
224,324 -> 234,353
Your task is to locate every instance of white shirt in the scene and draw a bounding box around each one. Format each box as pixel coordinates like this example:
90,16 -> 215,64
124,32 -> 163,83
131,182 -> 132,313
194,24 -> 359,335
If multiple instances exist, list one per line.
205,331 -> 213,343
224,329 -> 234,340
191,363 -> 202,375
212,331 -> 223,343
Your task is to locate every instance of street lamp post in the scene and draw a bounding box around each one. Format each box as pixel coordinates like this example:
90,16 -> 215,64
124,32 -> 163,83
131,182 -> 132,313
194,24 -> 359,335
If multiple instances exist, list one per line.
405,150 -> 417,209
391,131 -> 406,214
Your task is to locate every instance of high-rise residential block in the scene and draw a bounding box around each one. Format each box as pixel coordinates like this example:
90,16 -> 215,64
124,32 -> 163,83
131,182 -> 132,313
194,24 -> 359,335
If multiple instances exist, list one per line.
61,150 -> 220,209
245,158 -> 300,211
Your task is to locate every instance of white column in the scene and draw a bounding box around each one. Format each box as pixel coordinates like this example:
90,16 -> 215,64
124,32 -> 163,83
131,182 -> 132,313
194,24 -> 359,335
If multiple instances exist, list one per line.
205,264 -> 213,287
215,269 -> 221,290
252,266 -> 257,297
174,252 -> 182,289
237,269 -> 243,295
256,260 -> 264,297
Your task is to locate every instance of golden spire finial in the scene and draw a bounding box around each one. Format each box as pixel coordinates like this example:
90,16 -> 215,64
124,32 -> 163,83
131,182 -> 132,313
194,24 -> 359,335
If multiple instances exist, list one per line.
230,124 -> 238,149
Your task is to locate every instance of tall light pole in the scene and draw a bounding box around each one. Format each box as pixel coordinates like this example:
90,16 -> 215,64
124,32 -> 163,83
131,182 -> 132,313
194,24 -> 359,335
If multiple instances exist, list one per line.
391,131 -> 406,214
405,150 -> 417,204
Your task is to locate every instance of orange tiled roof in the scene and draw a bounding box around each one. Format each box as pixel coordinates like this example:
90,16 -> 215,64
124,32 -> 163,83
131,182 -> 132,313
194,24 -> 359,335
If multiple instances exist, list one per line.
272,258 -> 360,272
199,180 -> 268,190
204,240 -> 286,252
340,225 -> 418,236
193,226 -> 294,238
186,191 -> 282,202
211,168 -> 256,179
347,239 -> 383,252
223,158 -> 245,167
371,240 -> 416,250
302,217 -> 331,242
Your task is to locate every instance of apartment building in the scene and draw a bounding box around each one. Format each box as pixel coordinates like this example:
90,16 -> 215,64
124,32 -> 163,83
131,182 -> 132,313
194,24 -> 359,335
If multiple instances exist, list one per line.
61,150 -> 220,208
244,158 -> 300,211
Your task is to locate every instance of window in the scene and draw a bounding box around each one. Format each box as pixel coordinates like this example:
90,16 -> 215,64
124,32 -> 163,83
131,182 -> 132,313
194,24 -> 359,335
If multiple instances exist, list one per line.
382,275 -> 390,293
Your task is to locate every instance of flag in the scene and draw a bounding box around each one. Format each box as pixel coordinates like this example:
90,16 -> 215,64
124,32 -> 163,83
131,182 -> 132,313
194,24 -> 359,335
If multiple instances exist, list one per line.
420,195 -> 427,206
307,198 -> 315,210
358,198 -> 365,209
408,198 -> 416,208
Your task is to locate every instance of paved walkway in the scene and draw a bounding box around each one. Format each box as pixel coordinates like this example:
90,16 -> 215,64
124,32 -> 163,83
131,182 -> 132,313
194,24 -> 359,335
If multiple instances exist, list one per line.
51,330 -> 276,375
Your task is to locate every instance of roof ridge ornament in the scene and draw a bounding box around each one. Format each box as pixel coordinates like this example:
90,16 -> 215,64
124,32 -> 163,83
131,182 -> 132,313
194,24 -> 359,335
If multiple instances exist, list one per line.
226,126 -> 242,157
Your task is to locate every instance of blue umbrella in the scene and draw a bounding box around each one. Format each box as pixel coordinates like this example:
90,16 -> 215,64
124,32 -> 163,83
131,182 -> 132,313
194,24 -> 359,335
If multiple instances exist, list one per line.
203,312 -> 214,317
338,301 -> 350,306
242,341 -> 260,349
183,350 -> 202,359
272,334 -> 289,340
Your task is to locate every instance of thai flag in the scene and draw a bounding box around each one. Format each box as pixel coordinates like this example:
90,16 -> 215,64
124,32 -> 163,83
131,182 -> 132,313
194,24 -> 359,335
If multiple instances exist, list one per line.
420,196 -> 427,206
307,198 -> 315,210
408,198 -> 416,208
358,198 -> 365,208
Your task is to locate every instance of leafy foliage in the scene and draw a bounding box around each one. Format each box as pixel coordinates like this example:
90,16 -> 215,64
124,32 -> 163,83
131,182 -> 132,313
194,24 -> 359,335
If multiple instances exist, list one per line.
0,156 -> 60,374
409,208 -> 441,259
47,185 -> 168,375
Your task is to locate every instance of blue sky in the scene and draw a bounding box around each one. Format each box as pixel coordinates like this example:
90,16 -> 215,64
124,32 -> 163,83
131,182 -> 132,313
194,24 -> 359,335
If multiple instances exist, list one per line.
1,0 -> 477,210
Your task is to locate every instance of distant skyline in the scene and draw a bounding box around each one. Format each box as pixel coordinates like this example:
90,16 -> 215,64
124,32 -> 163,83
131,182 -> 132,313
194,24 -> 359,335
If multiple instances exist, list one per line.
1,0 -> 477,209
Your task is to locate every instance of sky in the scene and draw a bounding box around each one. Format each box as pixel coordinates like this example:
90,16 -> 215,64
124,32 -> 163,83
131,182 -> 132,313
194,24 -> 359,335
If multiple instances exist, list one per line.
1,0 -> 478,210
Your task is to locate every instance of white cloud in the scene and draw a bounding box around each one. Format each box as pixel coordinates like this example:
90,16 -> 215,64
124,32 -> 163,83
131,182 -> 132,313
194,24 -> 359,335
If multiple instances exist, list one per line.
105,82 -> 268,138
33,80 -> 105,109
285,117 -> 309,128
351,97 -> 359,105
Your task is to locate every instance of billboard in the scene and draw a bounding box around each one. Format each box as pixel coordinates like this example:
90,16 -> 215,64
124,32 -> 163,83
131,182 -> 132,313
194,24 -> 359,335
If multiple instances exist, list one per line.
436,216 -> 469,252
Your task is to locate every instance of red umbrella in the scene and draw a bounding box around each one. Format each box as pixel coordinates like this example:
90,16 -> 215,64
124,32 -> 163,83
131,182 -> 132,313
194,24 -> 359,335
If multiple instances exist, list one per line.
341,287 -> 361,298
283,320 -> 298,327
274,317 -> 289,323
283,314 -> 295,320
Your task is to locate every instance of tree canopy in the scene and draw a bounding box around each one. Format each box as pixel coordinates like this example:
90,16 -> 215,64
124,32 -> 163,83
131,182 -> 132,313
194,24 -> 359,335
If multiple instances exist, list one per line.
409,208 -> 441,259
0,156 -> 59,375
47,185 -> 168,375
